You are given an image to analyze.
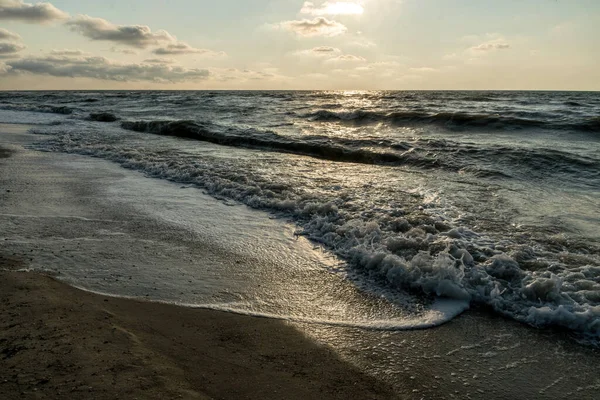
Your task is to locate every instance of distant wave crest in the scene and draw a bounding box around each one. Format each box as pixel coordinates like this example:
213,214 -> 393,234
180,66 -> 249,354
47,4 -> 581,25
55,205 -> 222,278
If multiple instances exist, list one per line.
120,119 -> 600,188
120,119 -> 441,168
306,109 -> 600,132
89,112 -> 119,122
0,104 -> 74,115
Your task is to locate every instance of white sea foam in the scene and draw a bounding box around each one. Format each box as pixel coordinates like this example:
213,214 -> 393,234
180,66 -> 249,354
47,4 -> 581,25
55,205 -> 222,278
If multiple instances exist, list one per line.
64,282 -> 470,330
24,120 -> 599,339
0,90 -> 593,343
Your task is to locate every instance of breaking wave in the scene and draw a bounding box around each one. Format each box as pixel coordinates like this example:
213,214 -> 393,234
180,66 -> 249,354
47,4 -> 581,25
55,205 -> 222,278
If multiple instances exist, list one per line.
120,119 -> 442,168
306,110 -> 600,132
3,89 -> 599,340
120,119 -> 600,188
32,122 -> 600,339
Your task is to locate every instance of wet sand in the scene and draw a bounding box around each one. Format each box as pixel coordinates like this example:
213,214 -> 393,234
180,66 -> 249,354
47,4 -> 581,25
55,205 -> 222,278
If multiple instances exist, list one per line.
0,128 -> 394,399
2,124 -> 600,399
0,268 -> 394,399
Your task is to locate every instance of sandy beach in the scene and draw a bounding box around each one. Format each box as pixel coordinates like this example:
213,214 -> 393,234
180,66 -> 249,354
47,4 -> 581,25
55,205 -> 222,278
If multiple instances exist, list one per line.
0,125 -> 395,399
0,268 -> 396,399
2,124 -> 600,399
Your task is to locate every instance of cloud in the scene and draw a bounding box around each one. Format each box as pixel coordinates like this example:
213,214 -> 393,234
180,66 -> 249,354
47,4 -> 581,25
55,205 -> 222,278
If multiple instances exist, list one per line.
463,35 -> 511,53
370,60 -> 403,68
0,0 -> 68,23
143,57 -> 176,64
240,69 -> 275,80
66,15 -> 176,48
110,47 -> 138,55
326,54 -> 366,63
275,17 -> 347,37
409,66 -> 437,72
0,42 -> 26,57
348,36 -> 376,48
213,67 -> 281,83
471,40 -> 510,51
300,1 -> 364,16
0,28 -> 21,41
50,49 -> 89,56
293,47 -> 366,65
310,46 -> 340,54
444,34 -> 512,64
300,72 -> 329,80
152,42 -> 226,57
294,46 -> 341,56
6,55 -> 210,82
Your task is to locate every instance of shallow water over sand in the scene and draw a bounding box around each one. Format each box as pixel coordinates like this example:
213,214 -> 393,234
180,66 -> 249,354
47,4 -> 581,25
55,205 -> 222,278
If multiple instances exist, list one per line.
0,126 -> 467,330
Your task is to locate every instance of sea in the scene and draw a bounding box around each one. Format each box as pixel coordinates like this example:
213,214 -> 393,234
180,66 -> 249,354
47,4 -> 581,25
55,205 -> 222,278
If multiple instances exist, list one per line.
1,90 -> 599,344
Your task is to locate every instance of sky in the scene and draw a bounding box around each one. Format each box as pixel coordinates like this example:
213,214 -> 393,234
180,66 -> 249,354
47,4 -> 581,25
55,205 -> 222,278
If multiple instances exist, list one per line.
0,0 -> 599,90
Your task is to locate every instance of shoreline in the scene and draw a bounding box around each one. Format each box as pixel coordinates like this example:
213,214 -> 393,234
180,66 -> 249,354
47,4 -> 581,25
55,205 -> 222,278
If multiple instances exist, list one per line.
0,125 -> 398,399
0,268 -> 394,399
2,124 -> 600,399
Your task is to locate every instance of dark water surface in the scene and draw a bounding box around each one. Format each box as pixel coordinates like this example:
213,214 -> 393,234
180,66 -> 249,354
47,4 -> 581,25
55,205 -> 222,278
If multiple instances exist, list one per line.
1,90 -> 598,340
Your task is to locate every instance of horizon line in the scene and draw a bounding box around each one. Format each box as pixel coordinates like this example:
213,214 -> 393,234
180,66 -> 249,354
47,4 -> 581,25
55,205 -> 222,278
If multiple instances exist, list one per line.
1,89 -> 599,93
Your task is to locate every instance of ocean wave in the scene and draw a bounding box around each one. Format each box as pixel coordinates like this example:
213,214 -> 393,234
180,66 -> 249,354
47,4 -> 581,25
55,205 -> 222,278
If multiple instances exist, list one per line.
119,119 -> 599,187
89,112 -> 119,122
449,145 -> 600,179
417,141 -> 600,188
32,126 -> 600,339
306,109 -> 600,132
564,101 -> 583,107
458,166 -> 513,179
462,96 -> 497,102
68,285 -> 471,331
307,109 -> 540,127
7,89 -> 599,339
0,104 -> 74,115
120,119 -> 442,168
576,117 -> 600,132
